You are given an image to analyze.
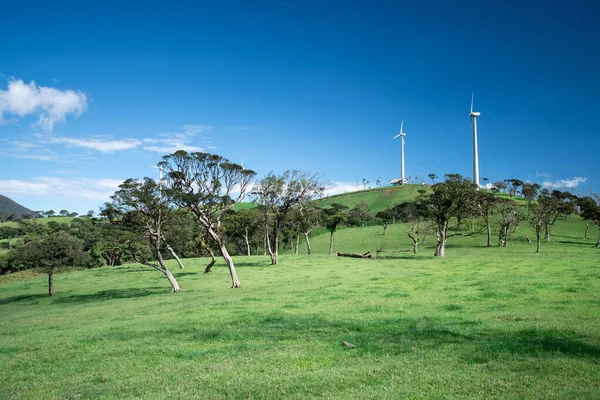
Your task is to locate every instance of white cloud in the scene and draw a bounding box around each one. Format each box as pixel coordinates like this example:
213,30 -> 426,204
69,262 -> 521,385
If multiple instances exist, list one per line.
535,171 -> 552,179
0,177 -> 123,201
543,177 -> 587,189
47,136 -> 142,153
0,79 -> 87,131
141,124 -> 212,153
322,181 -> 361,197
28,124 -> 212,154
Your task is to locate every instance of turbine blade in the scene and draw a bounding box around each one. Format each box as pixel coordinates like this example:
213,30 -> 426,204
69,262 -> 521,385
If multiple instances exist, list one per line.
471,93 -> 474,113
400,120 -> 404,134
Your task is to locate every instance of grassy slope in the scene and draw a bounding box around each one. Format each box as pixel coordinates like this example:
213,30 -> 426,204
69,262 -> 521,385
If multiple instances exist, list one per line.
1,215 -> 599,398
318,185 -> 424,214
0,216 -> 74,228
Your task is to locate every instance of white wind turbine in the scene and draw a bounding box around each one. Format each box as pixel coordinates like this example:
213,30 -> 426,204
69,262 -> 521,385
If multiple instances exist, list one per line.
470,93 -> 481,187
393,121 -> 407,184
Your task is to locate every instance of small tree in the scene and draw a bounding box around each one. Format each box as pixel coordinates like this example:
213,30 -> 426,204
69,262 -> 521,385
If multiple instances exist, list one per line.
322,203 -> 348,255
13,231 -> 86,296
428,174 -> 438,185
496,198 -> 521,246
59,209 -> 69,217
252,170 -> 323,265
349,202 -> 371,227
529,203 -> 552,253
580,196 -> 600,247
475,190 -> 499,247
423,176 -> 478,257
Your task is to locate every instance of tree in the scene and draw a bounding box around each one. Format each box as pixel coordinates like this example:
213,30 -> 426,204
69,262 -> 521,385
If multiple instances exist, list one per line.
423,175 -> 478,257
87,210 -> 95,218
496,198 -> 521,246
13,231 -> 86,296
59,209 -> 69,217
161,151 -> 255,287
44,210 -> 56,218
505,179 -> 524,198
322,203 -> 348,255
578,196 -> 597,240
348,202 -> 371,227
475,190 -> 499,247
293,202 -> 322,255
252,170 -> 323,265
521,183 -> 540,206
494,181 -> 507,193
428,174 -> 438,185
579,196 -> 600,247
105,178 -> 183,292
361,178 -> 369,190
528,202 -> 553,253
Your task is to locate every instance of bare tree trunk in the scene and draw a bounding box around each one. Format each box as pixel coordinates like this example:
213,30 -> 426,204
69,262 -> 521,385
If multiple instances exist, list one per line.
244,227 -> 250,256
544,224 -> 550,242
206,226 -> 242,287
219,242 -> 241,287
383,222 -> 388,235
267,229 -> 278,265
263,231 -> 267,256
486,222 -> 492,247
200,236 -> 216,273
164,242 -> 185,269
304,232 -> 311,255
329,231 -> 334,255
204,247 -> 216,273
503,227 -> 509,247
157,251 -> 181,292
596,226 -> 600,248
48,271 -> 54,297
434,222 -> 447,257
294,234 -> 299,254
412,239 -> 418,254
583,221 -> 589,240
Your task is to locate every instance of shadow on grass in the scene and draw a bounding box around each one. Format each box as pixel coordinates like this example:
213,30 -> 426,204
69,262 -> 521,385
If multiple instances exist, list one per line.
0,293 -> 49,305
164,313 -> 600,361
54,287 -> 166,304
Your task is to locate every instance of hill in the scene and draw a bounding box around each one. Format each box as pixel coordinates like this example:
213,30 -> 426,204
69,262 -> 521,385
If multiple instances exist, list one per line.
0,195 -> 40,220
318,185 -> 425,214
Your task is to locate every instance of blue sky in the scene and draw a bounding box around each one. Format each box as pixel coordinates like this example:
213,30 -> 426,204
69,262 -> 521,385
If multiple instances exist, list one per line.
2,0 -> 599,214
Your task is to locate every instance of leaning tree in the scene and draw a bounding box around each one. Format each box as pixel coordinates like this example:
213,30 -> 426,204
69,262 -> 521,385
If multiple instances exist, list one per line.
105,178 -> 183,292
160,151 -> 256,287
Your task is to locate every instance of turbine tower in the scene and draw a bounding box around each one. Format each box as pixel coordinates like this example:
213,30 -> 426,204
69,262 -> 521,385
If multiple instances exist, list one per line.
393,121 -> 407,184
470,93 -> 481,187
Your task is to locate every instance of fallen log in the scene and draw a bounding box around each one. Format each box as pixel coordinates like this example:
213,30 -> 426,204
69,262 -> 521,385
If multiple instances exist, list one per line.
336,251 -> 372,258
376,249 -> 412,254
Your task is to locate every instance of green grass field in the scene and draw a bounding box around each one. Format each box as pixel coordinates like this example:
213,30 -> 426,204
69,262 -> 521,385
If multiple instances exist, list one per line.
318,185 -> 424,214
0,216 -> 74,228
1,213 -> 598,398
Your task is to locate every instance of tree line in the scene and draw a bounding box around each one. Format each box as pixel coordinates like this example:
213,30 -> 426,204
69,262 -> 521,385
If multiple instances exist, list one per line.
2,151 -> 599,296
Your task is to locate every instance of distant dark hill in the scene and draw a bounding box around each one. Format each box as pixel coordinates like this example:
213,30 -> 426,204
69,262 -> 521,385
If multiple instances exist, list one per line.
0,195 -> 41,220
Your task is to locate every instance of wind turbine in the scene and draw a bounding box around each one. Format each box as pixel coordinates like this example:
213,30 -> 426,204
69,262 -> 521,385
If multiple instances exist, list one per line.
470,93 -> 481,187
393,121 -> 407,184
